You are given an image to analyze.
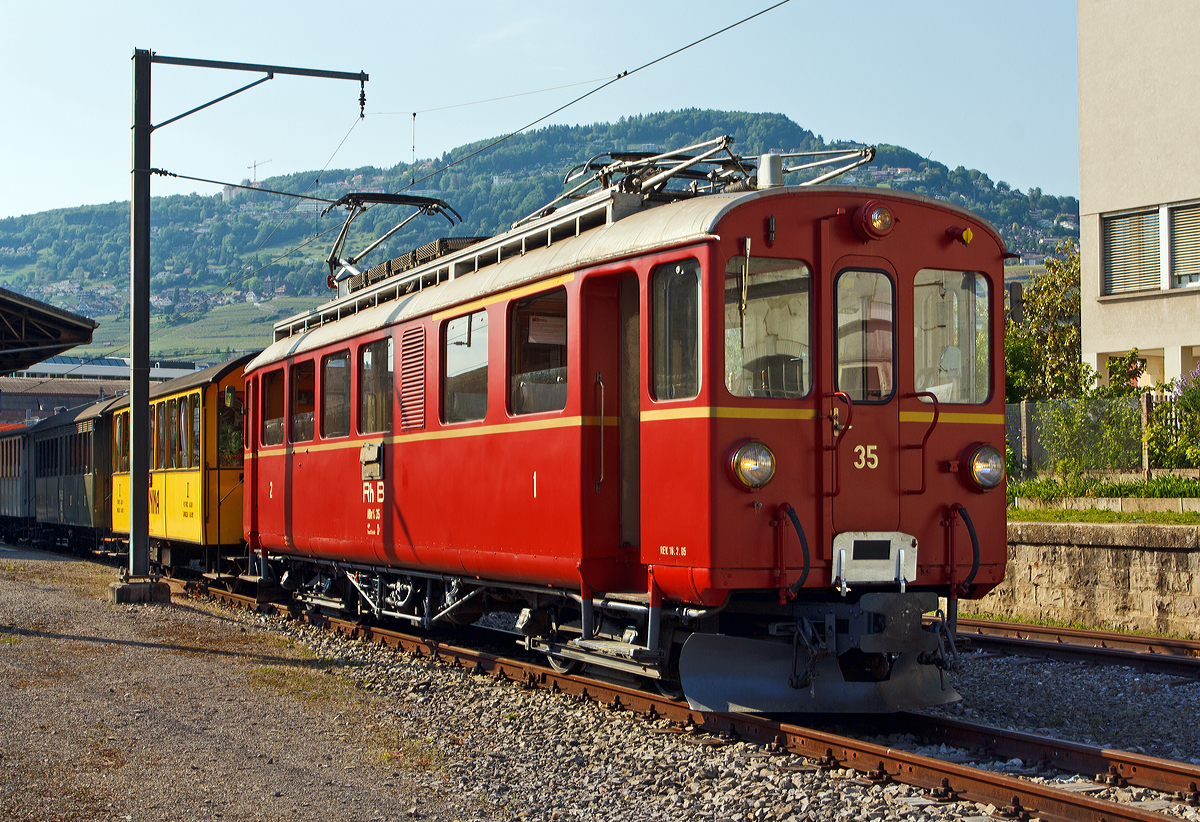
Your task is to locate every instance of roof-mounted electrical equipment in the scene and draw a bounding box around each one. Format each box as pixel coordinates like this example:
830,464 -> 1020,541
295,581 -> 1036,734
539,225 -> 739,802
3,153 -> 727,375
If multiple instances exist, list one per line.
323,192 -> 471,296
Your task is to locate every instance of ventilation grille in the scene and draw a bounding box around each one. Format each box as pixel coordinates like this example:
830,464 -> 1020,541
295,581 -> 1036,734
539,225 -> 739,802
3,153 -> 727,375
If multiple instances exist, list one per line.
400,327 -> 425,430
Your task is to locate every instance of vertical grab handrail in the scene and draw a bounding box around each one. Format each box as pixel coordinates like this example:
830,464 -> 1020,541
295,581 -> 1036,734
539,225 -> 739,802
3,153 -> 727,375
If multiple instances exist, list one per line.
595,372 -> 604,494
902,391 -> 940,495
822,391 -> 852,497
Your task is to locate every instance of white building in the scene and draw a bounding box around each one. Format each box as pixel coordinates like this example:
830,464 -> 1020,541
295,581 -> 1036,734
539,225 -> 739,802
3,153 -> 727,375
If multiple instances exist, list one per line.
1078,0 -> 1200,386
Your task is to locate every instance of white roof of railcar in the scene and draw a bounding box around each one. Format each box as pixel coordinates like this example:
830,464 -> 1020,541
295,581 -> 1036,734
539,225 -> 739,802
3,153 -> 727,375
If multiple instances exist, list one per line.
247,185 -> 998,372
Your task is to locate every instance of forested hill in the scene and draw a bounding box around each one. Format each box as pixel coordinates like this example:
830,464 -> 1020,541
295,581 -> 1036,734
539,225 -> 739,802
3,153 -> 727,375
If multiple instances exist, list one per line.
0,109 -> 1078,345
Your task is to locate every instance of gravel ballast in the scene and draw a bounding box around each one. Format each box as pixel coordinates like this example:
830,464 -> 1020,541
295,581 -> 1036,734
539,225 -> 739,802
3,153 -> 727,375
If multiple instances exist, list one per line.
3,545 -> 1199,822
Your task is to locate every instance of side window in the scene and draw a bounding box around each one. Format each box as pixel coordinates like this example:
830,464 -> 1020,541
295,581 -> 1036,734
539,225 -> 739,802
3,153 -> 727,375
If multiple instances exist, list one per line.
155,402 -> 167,469
191,393 -> 201,467
321,351 -> 351,438
834,270 -> 895,402
724,256 -> 811,399
510,287 -> 568,415
167,398 -> 178,469
290,360 -> 315,442
443,310 -> 488,424
652,259 -> 702,400
358,337 -> 394,435
262,370 -> 285,446
218,388 -> 244,467
913,270 -> 991,404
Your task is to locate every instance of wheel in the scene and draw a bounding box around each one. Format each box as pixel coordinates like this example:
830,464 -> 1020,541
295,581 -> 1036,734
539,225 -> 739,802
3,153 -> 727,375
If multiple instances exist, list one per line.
653,677 -> 685,701
545,653 -> 581,675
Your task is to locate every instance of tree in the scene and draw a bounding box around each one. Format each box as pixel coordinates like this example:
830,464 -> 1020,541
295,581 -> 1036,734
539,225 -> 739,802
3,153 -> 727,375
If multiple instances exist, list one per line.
1004,242 -> 1088,400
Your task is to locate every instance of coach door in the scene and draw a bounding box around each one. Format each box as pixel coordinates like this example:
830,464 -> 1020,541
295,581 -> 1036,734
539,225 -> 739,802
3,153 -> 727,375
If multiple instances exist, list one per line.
825,263 -> 900,533
579,272 -> 641,592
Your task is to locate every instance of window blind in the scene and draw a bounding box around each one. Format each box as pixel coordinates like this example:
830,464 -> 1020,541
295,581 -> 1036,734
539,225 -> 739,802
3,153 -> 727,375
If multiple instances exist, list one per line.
1171,203 -> 1200,286
1102,211 -> 1160,294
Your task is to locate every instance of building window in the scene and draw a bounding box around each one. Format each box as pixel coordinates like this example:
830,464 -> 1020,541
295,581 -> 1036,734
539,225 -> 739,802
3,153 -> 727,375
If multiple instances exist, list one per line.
1102,211 -> 1160,294
652,259 -> 701,401
1171,203 -> 1200,288
443,311 -> 488,424
510,288 -> 567,416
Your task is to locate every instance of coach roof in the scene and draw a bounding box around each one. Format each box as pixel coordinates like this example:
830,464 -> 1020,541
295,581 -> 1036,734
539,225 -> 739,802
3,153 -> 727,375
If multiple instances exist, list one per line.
247,185 -> 1000,373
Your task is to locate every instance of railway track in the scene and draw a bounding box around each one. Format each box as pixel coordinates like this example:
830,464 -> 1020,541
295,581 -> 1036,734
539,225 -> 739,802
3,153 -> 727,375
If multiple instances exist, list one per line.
189,582 -> 1200,822
955,617 -> 1200,679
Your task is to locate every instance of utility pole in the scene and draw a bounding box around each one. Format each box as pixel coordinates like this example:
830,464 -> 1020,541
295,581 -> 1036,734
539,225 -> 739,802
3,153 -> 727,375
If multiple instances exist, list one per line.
116,49 -> 366,601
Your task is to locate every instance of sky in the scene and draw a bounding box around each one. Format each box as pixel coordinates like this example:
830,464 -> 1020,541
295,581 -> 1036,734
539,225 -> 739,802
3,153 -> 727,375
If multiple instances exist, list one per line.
0,1 -> 1079,221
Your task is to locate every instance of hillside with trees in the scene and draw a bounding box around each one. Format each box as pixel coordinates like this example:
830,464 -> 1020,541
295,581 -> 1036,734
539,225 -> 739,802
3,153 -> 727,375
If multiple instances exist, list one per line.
0,110 -> 1078,357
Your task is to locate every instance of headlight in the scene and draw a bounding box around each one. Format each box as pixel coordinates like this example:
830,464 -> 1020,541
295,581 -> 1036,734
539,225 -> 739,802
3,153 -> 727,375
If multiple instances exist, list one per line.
730,441 -> 776,489
853,199 -> 896,241
968,444 -> 1004,490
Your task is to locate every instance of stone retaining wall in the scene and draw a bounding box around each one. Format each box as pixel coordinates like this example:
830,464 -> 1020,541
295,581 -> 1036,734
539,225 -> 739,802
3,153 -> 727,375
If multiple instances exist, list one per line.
968,522 -> 1200,638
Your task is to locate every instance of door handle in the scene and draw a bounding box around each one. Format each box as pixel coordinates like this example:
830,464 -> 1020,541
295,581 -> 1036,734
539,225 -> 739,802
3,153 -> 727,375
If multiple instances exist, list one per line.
595,371 -> 604,494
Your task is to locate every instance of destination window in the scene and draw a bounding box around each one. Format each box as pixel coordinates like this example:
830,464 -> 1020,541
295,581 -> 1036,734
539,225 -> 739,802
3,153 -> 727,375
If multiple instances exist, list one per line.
443,310 -> 488,424
724,256 -> 812,399
834,270 -> 895,403
358,337 -> 394,435
913,270 -> 990,404
290,361 -> 316,442
652,259 -> 701,401
510,287 -> 567,416
262,370 -> 286,446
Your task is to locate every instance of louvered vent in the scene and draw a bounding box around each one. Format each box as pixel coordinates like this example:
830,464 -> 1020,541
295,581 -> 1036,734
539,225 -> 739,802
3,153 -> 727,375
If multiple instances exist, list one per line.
1171,203 -> 1200,287
400,327 -> 425,430
1102,211 -> 1160,295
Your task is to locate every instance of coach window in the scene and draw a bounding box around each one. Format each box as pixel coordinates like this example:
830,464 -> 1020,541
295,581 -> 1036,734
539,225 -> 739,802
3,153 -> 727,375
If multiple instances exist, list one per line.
191,393 -> 201,467
291,360 -> 316,442
652,259 -> 702,400
156,402 -> 168,469
443,310 -> 488,423
834,270 -> 895,402
322,350 -> 351,438
167,398 -> 179,469
913,270 -> 990,404
510,287 -> 567,415
358,337 -> 394,435
724,256 -> 812,399
262,370 -> 286,446
219,389 -> 244,468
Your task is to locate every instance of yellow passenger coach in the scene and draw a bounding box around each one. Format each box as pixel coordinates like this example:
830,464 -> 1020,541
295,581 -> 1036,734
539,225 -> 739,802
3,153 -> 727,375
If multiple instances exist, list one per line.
111,354 -> 253,575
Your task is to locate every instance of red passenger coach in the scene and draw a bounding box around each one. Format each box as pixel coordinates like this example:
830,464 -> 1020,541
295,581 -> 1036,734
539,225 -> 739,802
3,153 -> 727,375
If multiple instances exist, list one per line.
243,141 -> 1008,712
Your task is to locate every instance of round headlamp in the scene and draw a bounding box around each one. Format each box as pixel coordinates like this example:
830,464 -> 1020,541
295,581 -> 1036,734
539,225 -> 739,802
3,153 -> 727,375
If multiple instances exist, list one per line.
729,441 -> 776,490
967,444 -> 1004,490
853,199 -> 896,241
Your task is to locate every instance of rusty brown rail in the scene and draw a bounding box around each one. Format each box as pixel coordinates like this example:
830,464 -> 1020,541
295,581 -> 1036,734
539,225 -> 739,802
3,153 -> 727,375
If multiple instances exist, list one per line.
194,585 -> 1196,822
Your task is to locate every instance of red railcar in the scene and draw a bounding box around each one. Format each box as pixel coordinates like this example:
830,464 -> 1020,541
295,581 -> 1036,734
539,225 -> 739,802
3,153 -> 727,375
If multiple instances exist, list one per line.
243,143 -> 1007,712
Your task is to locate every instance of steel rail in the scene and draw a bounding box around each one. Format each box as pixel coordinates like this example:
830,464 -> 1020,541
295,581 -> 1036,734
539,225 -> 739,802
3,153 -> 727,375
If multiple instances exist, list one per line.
954,617 -> 1200,679
189,583 -> 1198,822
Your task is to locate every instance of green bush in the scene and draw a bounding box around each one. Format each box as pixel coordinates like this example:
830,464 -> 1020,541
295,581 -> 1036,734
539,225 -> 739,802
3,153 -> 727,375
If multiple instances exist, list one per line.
1008,473 -> 1200,502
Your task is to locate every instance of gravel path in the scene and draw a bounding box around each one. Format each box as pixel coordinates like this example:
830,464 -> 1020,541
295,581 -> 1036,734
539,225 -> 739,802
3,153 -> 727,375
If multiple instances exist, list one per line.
3,544 -> 1200,822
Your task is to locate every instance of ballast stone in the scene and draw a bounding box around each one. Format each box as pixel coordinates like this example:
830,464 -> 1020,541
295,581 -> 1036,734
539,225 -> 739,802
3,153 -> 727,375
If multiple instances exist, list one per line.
108,580 -> 171,604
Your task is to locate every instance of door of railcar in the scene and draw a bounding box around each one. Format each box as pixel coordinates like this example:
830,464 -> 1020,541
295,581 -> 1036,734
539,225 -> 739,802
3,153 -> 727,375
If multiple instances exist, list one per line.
579,271 -> 642,593
824,259 -> 901,533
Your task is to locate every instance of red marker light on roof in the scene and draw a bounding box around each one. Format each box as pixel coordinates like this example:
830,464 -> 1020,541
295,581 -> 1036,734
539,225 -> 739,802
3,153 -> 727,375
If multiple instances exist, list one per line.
853,200 -> 895,241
